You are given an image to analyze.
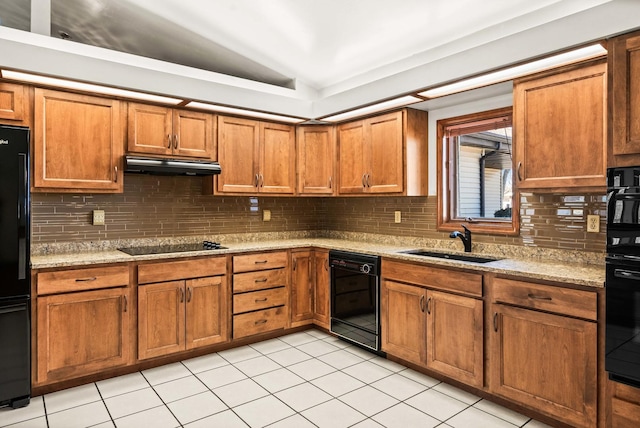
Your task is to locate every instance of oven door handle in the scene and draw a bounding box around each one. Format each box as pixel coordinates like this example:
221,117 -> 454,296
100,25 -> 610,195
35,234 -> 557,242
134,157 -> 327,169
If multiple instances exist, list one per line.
614,269 -> 640,281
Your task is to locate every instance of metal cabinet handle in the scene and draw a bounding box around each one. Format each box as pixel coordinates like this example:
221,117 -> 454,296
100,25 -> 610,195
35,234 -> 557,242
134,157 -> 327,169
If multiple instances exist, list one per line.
255,298 -> 268,303
362,174 -> 366,188
329,176 -> 332,189
254,260 -> 268,264
527,293 -> 552,301
426,296 -> 432,314
114,166 -> 118,183
259,174 -> 264,187
255,277 -> 268,283
187,287 -> 192,303
167,134 -> 172,149
173,134 -> 178,149
179,287 -> 184,303
255,319 -> 267,325
366,174 -> 371,188
517,162 -> 522,181
75,277 -> 97,282
255,173 -> 259,187
123,295 -> 128,313
419,295 -> 425,312
493,312 -> 498,332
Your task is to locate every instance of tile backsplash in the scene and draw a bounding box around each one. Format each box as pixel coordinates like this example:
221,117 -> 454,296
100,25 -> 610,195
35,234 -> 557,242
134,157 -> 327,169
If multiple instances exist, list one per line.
32,175 -> 606,254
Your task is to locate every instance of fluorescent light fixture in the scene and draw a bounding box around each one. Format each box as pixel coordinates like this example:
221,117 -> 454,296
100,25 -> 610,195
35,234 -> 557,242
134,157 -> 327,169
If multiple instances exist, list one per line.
418,43 -> 607,99
1,69 -> 183,104
187,101 -> 306,123
321,95 -> 423,122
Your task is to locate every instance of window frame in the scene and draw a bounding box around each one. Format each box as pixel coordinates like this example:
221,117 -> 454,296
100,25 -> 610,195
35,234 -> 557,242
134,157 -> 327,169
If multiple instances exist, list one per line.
436,106 -> 519,236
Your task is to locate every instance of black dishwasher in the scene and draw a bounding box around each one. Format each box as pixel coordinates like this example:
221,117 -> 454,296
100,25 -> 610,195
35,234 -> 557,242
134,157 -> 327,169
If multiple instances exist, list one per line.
329,250 -> 381,352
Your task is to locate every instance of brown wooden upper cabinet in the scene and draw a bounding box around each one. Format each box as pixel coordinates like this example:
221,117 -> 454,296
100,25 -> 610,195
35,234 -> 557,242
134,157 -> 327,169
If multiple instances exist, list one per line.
128,103 -> 214,159
0,82 -> 28,125
33,88 -> 124,193
610,30 -> 640,166
513,59 -> 607,192
215,115 -> 295,195
337,109 -> 428,195
297,126 -> 336,195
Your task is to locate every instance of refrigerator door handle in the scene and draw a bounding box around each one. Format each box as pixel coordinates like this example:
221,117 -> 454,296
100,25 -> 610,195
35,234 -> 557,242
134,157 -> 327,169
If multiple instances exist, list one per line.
18,153 -> 27,281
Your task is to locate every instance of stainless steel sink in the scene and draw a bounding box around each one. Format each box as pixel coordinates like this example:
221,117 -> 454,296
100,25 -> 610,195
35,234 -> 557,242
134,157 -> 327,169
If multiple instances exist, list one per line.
400,249 -> 502,263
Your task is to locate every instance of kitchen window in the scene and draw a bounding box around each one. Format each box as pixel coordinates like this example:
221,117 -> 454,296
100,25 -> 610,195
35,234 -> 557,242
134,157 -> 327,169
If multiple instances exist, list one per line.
437,107 -> 519,235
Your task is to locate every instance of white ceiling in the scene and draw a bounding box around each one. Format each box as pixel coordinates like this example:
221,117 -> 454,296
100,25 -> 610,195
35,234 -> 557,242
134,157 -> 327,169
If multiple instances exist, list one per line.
0,0 -> 639,119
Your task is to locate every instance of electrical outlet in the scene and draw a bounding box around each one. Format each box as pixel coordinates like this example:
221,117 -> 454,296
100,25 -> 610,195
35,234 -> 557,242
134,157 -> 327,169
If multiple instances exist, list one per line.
394,211 -> 401,223
587,215 -> 600,233
93,210 -> 105,226
263,209 -> 271,221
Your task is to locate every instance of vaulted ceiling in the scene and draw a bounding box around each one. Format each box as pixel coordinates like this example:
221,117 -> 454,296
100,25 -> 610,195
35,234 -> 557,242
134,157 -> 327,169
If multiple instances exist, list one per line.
0,0 -> 638,119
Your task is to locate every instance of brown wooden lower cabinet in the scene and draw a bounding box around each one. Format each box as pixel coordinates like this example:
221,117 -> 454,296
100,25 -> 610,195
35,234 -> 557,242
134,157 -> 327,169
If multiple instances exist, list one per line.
608,379 -> 640,428
36,287 -> 132,384
313,250 -> 330,329
490,279 -> 598,428
138,275 -> 228,360
291,250 -> 314,326
381,278 -> 484,387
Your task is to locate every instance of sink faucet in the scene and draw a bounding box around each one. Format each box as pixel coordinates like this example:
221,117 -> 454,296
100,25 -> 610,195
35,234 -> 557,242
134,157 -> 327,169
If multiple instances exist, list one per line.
450,224 -> 472,252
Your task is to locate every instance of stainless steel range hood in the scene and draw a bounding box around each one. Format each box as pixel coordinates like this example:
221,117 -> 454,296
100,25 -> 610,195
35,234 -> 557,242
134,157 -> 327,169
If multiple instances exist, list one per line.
124,156 -> 221,176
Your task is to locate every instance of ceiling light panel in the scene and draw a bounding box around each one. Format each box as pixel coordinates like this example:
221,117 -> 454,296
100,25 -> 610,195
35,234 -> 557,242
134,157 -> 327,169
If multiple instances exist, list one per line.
321,95 -> 422,122
187,101 -> 306,123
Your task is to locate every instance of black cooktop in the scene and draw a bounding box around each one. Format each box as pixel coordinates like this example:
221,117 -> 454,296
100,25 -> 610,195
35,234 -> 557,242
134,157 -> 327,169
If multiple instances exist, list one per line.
118,241 -> 227,256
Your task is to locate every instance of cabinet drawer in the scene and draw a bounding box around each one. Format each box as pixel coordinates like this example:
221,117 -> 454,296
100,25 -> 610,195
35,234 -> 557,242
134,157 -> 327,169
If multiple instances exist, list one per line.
233,306 -> 287,339
233,268 -> 287,293
493,278 -> 597,320
37,265 -> 129,295
382,259 -> 483,297
233,251 -> 287,273
233,287 -> 287,314
138,257 -> 226,284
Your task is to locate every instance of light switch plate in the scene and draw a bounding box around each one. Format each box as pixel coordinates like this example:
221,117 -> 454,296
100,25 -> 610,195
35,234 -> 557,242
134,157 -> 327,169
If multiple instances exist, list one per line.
587,215 -> 600,233
394,211 -> 401,223
93,210 -> 105,226
263,209 -> 271,221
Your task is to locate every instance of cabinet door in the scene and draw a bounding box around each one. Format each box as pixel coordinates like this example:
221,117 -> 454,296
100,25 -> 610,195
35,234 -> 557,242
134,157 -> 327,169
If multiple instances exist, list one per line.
297,126 -> 335,195
366,111 -> 404,194
490,304 -> 597,428
138,281 -> 185,360
33,89 -> 124,192
185,276 -> 228,350
313,250 -> 330,328
36,287 -> 131,383
127,103 -> 172,156
611,32 -> 640,158
291,251 -> 313,325
260,122 -> 295,194
514,61 -> 607,191
426,290 -> 483,387
380,279 -> 425,365
338,120 -> 367,194
0,82 -> 27,123
173,109 -> 214,159
217,116 -> 260,193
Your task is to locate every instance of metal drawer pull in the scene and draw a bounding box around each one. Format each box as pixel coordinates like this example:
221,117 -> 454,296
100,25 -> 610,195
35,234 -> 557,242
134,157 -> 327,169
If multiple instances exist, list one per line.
255,319 -> 267,325
527,293 -> 552,301
75,277 -> 97,282
255,298 -> 268,303
255,260 -> 268,264
255,278 -> 268,283
493,312 -> 498,332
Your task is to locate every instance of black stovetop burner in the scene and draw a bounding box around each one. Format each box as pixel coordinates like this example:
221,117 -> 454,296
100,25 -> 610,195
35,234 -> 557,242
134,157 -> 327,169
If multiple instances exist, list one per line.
118,241 -> 227,256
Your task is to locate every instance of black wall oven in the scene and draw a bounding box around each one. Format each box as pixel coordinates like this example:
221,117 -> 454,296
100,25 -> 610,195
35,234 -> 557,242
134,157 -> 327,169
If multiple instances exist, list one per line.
606,166 -> 640,388
329,250 -> 381,352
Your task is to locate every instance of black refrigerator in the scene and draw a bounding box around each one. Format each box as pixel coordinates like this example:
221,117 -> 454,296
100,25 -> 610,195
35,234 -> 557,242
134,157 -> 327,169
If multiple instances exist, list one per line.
0,125 -> 31,409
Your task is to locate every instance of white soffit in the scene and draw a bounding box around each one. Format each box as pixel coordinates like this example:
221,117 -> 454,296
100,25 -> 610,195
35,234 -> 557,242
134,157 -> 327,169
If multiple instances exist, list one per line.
0,0 -> 637,119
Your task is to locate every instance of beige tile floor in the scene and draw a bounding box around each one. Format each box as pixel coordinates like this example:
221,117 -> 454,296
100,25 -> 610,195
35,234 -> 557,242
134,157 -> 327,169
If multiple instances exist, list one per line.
0,329 -> 554,428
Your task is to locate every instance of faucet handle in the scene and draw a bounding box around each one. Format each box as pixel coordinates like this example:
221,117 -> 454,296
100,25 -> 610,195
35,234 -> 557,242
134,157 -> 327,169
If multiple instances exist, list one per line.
461,224 -> 470,233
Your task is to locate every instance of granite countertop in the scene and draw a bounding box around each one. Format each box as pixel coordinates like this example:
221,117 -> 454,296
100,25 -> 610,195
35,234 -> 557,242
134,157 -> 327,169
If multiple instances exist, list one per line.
30,237 -> 605,289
